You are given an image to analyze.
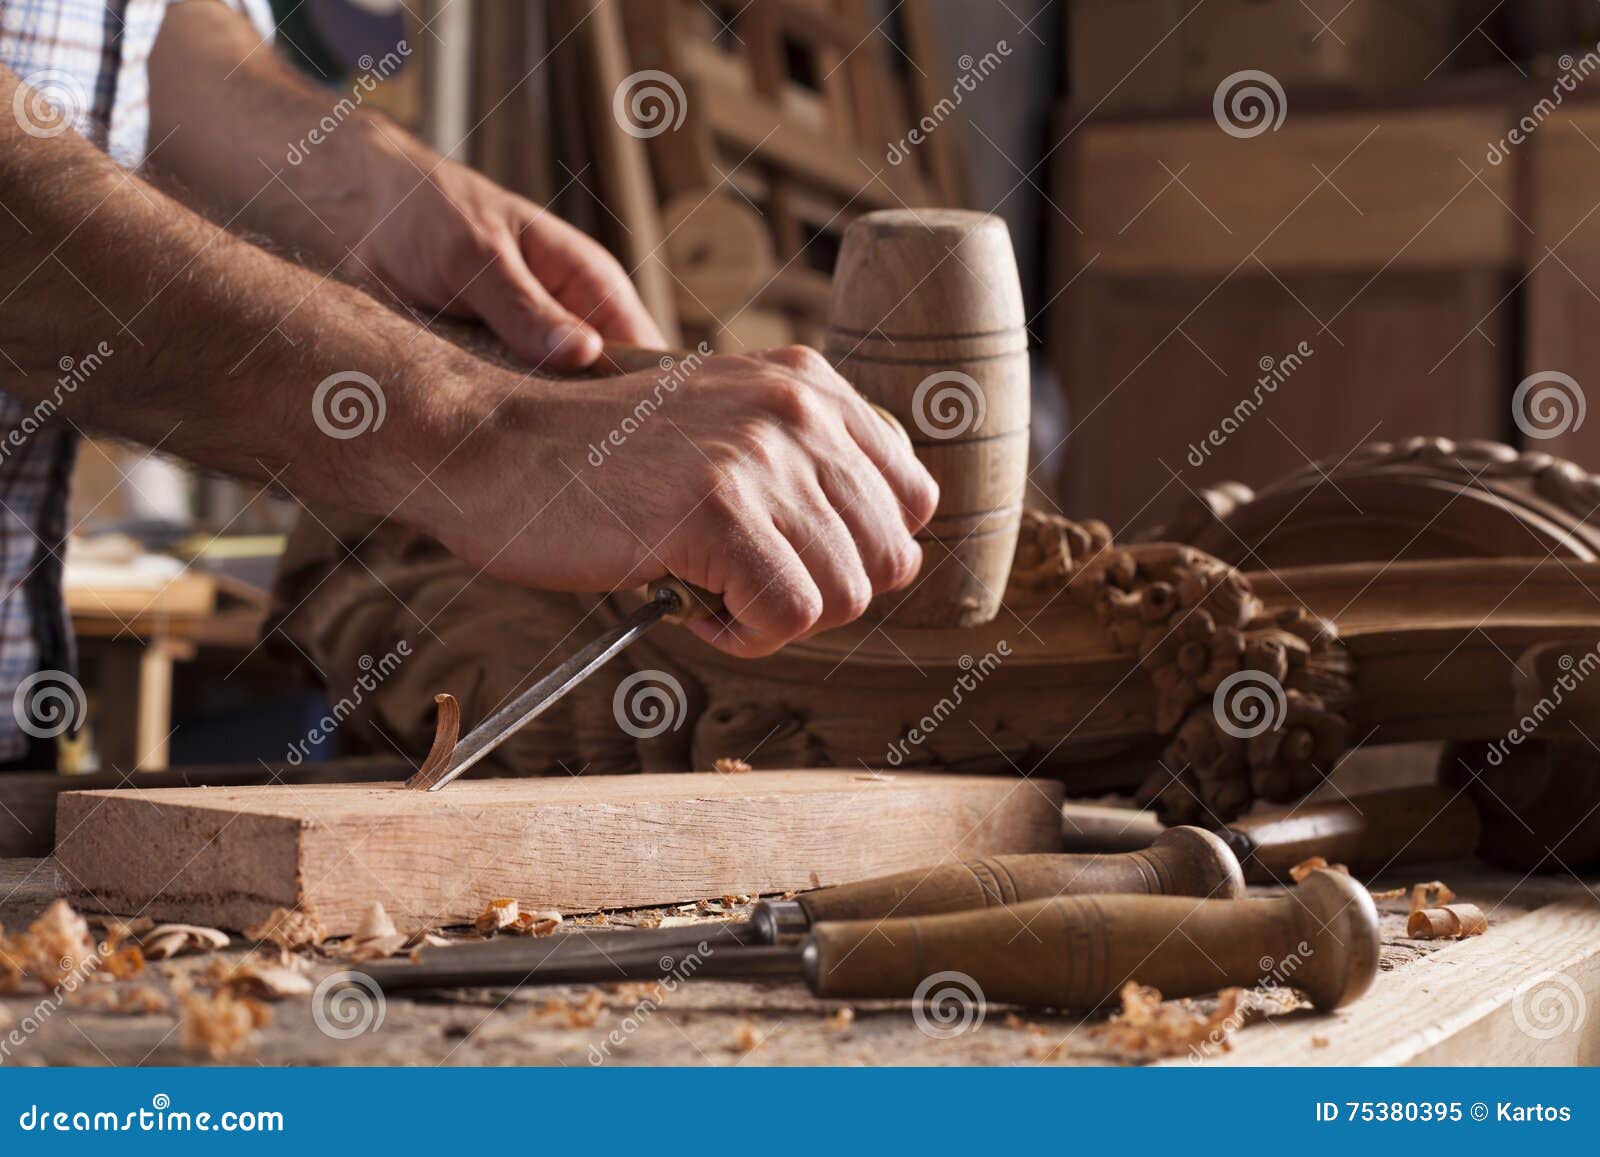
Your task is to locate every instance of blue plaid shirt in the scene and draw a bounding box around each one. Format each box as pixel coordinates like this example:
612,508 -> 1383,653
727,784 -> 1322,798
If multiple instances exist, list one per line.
0,0 -> 269,761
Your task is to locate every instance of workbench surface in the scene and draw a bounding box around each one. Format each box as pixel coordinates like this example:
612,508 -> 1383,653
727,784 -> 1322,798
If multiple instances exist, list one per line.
3,858 -> 1596,1066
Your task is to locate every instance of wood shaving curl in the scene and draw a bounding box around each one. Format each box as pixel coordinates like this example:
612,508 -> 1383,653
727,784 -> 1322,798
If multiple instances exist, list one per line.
714,757 -> 751,774
1289,856 -> 1349,883
730,1018 -> 763,1053
194,955 -> 313,1000
1409,881 -> 1456,914
526,990 -> 605,1028
1406,903 -> 1487,941
141,924 -> 229,961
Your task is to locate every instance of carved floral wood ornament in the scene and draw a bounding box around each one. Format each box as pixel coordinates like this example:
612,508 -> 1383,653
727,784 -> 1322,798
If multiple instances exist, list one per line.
267,436 -> 1600,828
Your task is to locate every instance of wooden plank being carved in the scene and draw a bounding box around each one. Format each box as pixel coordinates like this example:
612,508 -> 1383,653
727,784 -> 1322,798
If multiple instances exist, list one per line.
54,772 -> 1064,934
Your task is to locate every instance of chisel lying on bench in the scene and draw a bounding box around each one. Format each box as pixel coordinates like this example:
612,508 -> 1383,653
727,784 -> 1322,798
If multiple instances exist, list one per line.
358,868 -> 1376,1012
429,826 -> 1244,967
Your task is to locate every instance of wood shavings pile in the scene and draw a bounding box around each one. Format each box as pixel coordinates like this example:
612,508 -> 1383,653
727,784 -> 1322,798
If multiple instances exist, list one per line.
473,898 -> 561,938
714,757 -> 752,774
191,954 -> 313,1000
339,902 -> 410,962
1090,982 -> 1247,1060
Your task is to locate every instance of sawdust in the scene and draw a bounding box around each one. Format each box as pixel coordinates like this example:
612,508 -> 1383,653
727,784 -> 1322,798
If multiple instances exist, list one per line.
177,985 -> 272,1061
1289,856 -> 1349,883
1406,903 -> 1487,940
1368,887 -> 1406,901
244,908 -> 327,957
1090,982 -> 1247,1060
526,989 -> 605,1028
714,757 -> 752,774
825,1007 -> 855,1032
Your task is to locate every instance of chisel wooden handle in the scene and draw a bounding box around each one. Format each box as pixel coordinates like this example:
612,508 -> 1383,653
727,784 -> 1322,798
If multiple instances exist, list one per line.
1232,785 -> 1480,883
803,868 -> 1378,1012
648,577 -> 724,625
790,827 -> 1243,926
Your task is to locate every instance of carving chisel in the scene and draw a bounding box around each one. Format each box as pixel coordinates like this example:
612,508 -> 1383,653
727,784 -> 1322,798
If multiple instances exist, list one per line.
415,825 -> 1245,966
406,343 -> 912,793
357,868 -> 1378,1013
405,579 -> 718,791
1060,786 -> 1482,884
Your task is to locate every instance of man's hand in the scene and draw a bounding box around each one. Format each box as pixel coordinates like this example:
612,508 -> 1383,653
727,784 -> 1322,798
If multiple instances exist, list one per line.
148,3 -> 664,370
353,133 -> 665,370
423,347 -> 939,657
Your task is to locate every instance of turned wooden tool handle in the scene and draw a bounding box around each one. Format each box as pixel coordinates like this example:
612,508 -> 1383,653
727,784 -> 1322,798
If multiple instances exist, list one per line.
648,577 -> 724,625
794,827 -> 1243,925
1232,784 -> 1481,884
803,868 -> 1379,1012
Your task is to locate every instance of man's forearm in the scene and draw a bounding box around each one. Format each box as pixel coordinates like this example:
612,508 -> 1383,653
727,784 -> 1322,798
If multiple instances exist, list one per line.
0,65 -> 497,528
147,0 -> 420,271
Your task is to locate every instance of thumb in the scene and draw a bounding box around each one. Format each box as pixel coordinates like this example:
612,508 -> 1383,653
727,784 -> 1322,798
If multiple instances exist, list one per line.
460,246 -> 603,372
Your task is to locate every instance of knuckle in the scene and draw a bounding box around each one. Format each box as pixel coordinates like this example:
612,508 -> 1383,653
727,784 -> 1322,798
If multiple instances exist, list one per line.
766,583 -> 823,637
765,344 -> 831,378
